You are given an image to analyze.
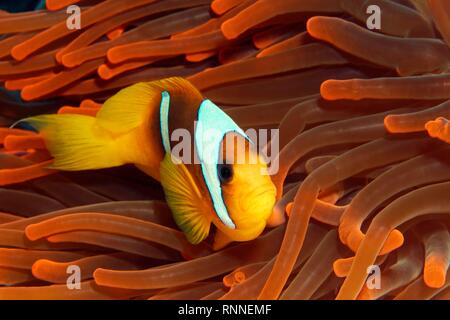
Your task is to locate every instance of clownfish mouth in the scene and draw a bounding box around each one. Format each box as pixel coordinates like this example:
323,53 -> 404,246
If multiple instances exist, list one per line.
230,188 -> 276,223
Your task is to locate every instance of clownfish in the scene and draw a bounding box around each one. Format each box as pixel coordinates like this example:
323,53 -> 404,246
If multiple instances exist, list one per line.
21,77 -> 276,250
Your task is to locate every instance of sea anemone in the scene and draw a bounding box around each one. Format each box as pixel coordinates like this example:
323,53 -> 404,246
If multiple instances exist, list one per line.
0,0 -> 449,300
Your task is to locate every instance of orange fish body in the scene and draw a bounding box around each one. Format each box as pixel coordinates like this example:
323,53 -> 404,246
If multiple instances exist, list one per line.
23,78 -> 276,250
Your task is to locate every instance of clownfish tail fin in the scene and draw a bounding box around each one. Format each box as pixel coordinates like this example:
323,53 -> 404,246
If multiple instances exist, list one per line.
20,114 -> 125,171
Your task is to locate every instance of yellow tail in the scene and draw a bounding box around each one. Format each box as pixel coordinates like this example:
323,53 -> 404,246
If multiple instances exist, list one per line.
23,114 -> 125,171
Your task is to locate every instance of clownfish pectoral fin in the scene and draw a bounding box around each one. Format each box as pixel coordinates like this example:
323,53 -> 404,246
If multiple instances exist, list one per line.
160,153 -> 212,245
20,114 -> 125,171
213,229 -> 234,251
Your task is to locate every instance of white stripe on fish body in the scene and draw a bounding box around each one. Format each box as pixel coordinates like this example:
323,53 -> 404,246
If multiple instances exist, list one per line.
195,99 -> 251,230
159,92 -> 250,230
159,91 -> 171,154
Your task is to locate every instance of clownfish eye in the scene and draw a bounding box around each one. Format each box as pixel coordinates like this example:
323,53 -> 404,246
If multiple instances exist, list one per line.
218,164 -> 233,184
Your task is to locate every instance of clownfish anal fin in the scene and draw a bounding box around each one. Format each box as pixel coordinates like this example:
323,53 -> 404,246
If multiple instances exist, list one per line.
213,229 -> 234,251
160,153 -> 212,245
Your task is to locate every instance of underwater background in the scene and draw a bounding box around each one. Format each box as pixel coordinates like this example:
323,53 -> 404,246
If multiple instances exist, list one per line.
0,0 -> 449,300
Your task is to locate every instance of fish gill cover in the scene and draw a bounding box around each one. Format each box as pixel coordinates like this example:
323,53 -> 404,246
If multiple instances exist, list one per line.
0,0 -> 448,300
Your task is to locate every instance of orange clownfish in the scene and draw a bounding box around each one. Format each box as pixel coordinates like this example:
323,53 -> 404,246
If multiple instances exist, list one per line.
21,77 -> 276,250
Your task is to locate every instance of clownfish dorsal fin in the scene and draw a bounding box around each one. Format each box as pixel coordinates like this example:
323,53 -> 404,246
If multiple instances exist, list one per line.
95,82 -> 163,134
95,77 -> 202,134
160,153 -> 212,244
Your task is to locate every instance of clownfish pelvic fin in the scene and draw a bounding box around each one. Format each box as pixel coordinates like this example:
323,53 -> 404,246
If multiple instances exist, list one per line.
160,153 -> 213,245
